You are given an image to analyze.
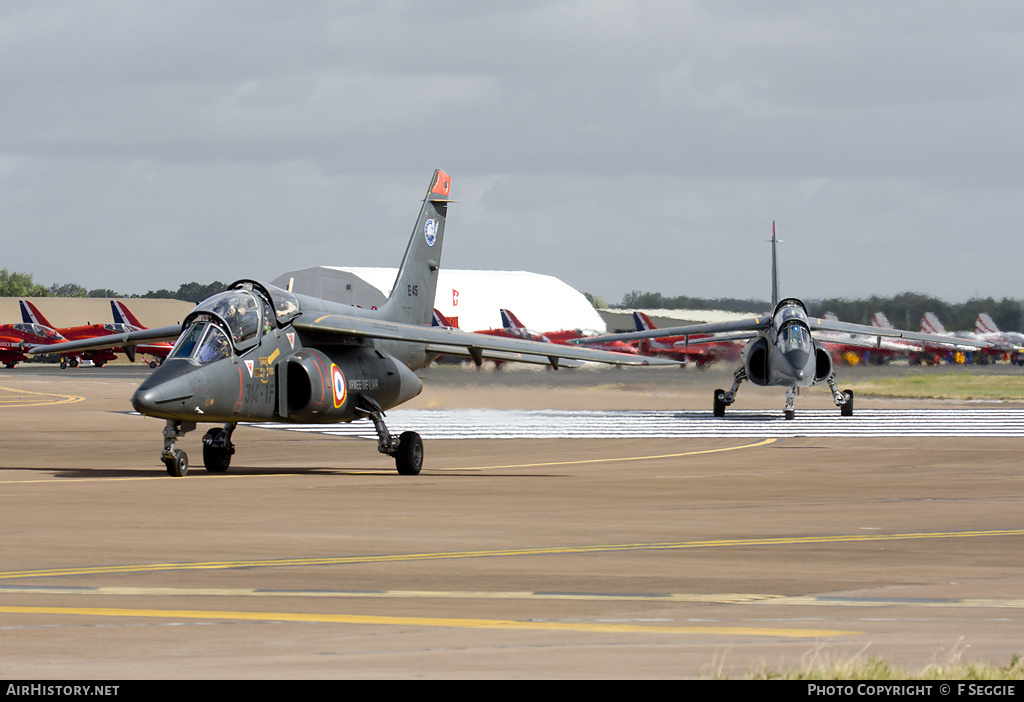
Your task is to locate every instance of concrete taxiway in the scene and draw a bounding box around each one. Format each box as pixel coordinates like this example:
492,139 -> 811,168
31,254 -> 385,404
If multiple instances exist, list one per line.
0,364 -> 1022,679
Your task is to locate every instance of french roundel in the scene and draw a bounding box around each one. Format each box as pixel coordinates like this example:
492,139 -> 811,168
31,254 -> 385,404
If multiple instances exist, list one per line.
331,365 -> 347,409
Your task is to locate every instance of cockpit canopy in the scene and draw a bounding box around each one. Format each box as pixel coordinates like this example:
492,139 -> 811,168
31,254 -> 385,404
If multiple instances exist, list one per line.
170,321 -> 231,365
779,322 -> 812,355
773,299 -> 812,356
192,289 -> 266,348
13,323 -> 64,342
773,298 -> 808,329
169,280 -> 301,364
228,280 -> 301,325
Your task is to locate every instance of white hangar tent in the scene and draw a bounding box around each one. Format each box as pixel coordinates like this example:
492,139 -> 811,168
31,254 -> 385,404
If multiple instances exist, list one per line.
271,267 -> 606,335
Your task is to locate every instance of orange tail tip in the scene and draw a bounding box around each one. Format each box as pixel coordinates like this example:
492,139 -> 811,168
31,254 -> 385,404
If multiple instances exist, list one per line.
430,170 -> 451,197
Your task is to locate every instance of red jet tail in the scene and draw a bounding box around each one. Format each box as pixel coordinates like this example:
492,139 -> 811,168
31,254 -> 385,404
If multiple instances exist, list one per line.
19,300 -> 55,329
499,309 -> 529,333
432,309 -> 459,329
111,300 -> 146,329
632,311 -> 657,332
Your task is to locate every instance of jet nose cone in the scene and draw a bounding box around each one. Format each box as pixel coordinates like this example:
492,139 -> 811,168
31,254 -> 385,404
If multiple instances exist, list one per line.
782,349 -> 811,380
131,361 -> 196,418
131,386 -> 159,415
131,384 -> 195,418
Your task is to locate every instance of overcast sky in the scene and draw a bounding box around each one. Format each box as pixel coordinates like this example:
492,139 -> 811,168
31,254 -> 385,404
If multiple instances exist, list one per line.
3,1 -> 1023,305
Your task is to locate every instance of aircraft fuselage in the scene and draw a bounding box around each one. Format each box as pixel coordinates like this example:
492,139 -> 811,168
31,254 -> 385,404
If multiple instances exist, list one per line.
131,290 -> 423,425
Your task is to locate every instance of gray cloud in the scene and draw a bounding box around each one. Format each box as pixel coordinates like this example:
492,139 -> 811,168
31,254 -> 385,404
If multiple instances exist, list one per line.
2,1 -> 1022,304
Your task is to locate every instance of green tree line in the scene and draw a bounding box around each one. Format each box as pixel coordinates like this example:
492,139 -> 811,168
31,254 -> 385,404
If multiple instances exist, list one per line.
5,269 -> 1022,333
0,269 -> 226,304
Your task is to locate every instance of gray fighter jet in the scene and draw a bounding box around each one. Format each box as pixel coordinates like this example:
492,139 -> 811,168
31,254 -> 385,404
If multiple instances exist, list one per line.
31,170 -> 672,476
576,223 -> 990,420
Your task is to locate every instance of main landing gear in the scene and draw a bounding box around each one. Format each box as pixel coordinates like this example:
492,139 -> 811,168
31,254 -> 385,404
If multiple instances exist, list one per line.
713,368 -> 747,417
356,399 -> 423,476
202,424 -> 236,473
712,368 -> 854,420
156,409 -> 424,477
826,373 -> 854,418
161,420 -> 236,476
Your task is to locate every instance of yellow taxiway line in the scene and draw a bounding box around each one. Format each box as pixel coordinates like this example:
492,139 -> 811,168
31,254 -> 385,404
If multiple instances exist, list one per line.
450,437 -> 778,470
1,529 -> 1020,581
0,604 -> 856,638
0,438 -> 778,484
0,386 -> 84,408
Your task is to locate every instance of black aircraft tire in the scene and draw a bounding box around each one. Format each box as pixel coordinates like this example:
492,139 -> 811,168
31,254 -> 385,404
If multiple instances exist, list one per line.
841,389 -> 854,417
165,450 -> 188,477
784,409 -> 795,421
395,431 -> 423,476
202,428 -> 232,473
713,389 -> 727,417
203,445 -> 231,473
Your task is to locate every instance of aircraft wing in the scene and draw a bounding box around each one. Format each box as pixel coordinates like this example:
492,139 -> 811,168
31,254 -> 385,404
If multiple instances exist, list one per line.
808,318 -> 992,349
294,313 -> 678,367
575,316 -> 771,346
26,325 -> 183,356
671,332 -> 760,346
424,344 -> 584,368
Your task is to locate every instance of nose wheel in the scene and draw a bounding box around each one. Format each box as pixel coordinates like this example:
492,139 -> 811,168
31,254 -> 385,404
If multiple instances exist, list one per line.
164,449 -> 189,477
784,387 -> 797,420
161,420 -> 196,477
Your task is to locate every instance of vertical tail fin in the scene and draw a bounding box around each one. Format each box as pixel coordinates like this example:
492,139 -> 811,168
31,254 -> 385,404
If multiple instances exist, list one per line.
976,313 -> 1000,335
111,300 -> 146,329
770,221 -> 779,310
432,309 -> 459,329
20,300 -> 54,328
499,309 -> 528,333
872,312 -> 894,329
377,169 -> 452,326
633,311 -> 656,332
920,312 -> 947,335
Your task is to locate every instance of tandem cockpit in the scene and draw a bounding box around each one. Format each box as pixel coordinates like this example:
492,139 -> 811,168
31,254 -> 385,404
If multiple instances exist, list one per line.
168,280 -> 301,365
773,298 -> 813,366
13,323 -> 65,342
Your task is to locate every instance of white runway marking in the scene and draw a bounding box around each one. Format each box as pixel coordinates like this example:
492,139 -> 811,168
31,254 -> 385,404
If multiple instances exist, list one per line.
250,408 -> 1024,439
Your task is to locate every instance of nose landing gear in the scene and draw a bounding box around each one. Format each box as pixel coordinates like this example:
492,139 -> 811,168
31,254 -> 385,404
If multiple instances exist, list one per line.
162,420 -> 196,477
